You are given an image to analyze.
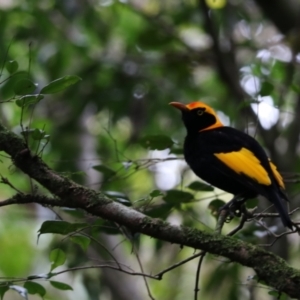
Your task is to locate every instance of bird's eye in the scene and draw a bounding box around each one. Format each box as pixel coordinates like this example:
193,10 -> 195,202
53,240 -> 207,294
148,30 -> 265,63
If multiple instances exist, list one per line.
197,109 -> 204,116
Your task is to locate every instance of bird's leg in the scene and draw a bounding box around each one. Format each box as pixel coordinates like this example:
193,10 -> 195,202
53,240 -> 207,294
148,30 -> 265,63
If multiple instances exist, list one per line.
216,197 -> 252,233
291,222 -> 300,235
219,195 -> 247,221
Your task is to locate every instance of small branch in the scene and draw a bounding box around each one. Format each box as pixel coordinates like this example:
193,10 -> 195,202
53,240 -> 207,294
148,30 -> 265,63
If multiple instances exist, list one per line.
1,122 -> 300,298
0,264 -> 159,286
154,252 -> 204,280
194,252 -> 206,300
50,264 -> 157,280
133,247 -> 155,300
62,230 -> 122,269
0,175 -> 24,194
0,194 -> 58,208
227,213 -> 248,237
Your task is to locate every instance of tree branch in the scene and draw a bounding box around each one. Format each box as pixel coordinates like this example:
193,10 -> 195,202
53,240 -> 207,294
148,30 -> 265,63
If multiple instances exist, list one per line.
1,122 -> 300,298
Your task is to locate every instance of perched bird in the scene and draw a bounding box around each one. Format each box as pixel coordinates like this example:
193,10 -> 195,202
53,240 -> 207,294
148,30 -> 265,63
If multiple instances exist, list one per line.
170,101 -> 294,230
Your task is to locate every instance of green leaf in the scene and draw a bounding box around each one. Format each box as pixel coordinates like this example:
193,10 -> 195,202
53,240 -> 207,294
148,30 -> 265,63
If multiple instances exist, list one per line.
249,63 -> 261,77
62,208 -> 85,218
149,190 -> 163,198
1,71 -> 27,98
0,286 -> 8,300
70,236 -> 91,251
186,181 -> 214,191
278,292 -> 288,300
145,203 -> 173,218
268,290 -> 286,299
246,198 -> 258,209
49,248 -> 66,271
104,191 -> 129,199
32,129 -> 46,140
170,147 -> 183,154
114,197 -> 132,206
23,282 -> 46,297
15,94 -> 44,107
163,190 -> 194,204
6,60 -> 18,74
40,75 -> 81,94
20,128 -> 35,138
270,61 -> 286,81
208,199 -> 226,217
93,220 -> 120,235
291,83 -> 300,94
93,165 -> 116,178
260,81 -> 274,96
38,220 -> 88,237
50,281 -> 73,291
44,134 -> 50,141
139,135 -> 174,150
104,191 -> 131,206
13,78 -> 37,95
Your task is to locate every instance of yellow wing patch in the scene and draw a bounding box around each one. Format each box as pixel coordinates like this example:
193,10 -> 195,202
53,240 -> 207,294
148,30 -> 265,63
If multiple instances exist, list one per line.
269,160 -> 285,188
214,147 -> 272,186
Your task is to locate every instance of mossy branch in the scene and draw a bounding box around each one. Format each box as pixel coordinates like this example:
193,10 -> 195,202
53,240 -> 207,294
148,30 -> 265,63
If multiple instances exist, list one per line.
1,122 -> 300,299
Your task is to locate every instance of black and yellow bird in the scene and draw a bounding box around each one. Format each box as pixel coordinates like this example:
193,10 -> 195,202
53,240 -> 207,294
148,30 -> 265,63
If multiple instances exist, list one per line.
170,101 -> 294,230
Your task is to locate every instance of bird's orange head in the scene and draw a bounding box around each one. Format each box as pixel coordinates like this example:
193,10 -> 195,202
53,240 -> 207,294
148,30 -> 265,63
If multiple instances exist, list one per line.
169,101 -> 224,133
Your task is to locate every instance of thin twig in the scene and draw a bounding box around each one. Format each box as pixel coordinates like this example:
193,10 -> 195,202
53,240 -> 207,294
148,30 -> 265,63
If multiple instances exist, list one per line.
227,213 -> 248,236
134,248 -> 155,300
103,127 -> 132,163
0,175 -> 24,194
252,206 -> 300,218
194,252 -> 206,300
0,41 -> 13,79
50,264 -> 156,279
154,252 -> 204,280
62,229 -> 122,269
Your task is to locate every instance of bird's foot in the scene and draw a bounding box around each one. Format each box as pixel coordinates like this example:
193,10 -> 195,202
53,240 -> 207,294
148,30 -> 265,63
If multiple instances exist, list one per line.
219,197 -> 246,221
291,222 -> 300,235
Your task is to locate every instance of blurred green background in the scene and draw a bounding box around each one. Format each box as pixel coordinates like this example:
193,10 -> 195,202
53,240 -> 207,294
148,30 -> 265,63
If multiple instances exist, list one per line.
0,0 -> 300,299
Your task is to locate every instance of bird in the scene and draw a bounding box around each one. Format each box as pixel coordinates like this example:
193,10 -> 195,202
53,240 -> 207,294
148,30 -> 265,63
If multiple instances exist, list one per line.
170,101 -> 294,230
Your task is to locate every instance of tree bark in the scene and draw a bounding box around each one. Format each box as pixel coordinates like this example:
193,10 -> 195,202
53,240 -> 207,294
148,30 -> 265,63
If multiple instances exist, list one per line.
1,122 -> 300,298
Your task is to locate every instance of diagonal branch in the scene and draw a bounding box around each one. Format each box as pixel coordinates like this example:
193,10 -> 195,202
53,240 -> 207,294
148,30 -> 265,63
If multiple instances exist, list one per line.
1,122 -> 300,298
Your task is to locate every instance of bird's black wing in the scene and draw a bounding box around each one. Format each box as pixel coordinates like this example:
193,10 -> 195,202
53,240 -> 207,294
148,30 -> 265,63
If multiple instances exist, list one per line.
184,126 -> 293,228
185,126 -> 283,197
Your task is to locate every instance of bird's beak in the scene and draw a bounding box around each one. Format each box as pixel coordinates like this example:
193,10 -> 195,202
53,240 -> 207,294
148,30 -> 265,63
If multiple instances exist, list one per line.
169,102 -> 189,111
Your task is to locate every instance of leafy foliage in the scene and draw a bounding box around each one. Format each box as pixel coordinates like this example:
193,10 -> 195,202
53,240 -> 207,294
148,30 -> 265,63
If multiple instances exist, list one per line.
38,221 -> 88,237
23,282 -> 46,298
40,75 -> 81,94
50,281 -> 73,291
186,181 -> 214,192
139,135 -> 175,150
49,248 -> 66,271
1,1 -> 300,300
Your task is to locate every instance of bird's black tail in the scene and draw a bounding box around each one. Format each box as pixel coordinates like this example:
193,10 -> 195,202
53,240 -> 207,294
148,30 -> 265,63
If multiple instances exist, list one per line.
269,190 -> 293,230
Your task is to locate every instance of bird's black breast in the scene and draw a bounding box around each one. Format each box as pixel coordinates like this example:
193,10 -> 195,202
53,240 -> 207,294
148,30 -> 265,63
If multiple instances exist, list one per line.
183,127 -> 273,197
